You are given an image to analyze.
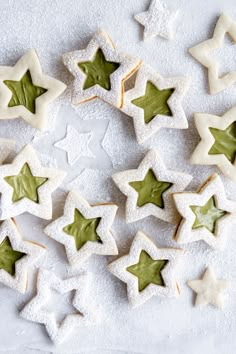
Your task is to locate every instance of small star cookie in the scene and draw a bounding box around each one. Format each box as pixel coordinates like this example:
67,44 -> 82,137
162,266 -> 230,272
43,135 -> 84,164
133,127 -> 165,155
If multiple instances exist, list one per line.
20,270 -> 98,344
112,149 -> 192,224
134,0 -> 179,41
0,49 -> 66,130
0,219 -> 45,293
0,144 -> 66,220
189,13 -> 236,94
121,64 -> 190,144
190,106 -> 236,182
54,125 -> 95,165
44,190 -> 118,267
62,29 -> 142,108
108,231 -> 183,307
173,174 -> 236,249
188,267 -> 230,309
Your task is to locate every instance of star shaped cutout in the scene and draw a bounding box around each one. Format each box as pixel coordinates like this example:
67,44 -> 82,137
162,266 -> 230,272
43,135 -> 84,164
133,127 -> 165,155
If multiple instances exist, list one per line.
0,144 -> 66,220
188,267 -> 230,309
54,125 -> 95,166
20,270 -> 98,344
108,231 -> 182,307
122,64 -> 190,144
62,29 -> 141,108
0,49 -> 66,130
173,174 -> 236,249
190,107 -> 236,182
112,149 -> 192,224
189,13 -> 236,94
44,190 -> 118,267
0,219 -> 45,293
134,0 -> 178,41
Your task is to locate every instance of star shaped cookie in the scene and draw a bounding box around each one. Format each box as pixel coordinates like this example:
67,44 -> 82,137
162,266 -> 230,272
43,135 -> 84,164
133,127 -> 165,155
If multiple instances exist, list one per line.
54,125 -> 95,165
0,49 -> 66,130
173,174 -> 236,249
188,267 -> 230,309
134,0 -> 179,40
122,64 -> 190,144
112,149 -> 192,224
0,219 -> 45,293
189,13 -> 236,94
190,107 -> 236,182
44,191 -> 118,267
108,231 -> 183,307
0,138 -> 15,164
20,270 -> 98,344
62,29 -> 141,108
0,144 -> 66,220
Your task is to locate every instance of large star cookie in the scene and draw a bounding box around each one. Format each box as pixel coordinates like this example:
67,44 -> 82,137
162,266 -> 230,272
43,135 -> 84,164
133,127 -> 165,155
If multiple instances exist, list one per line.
188,267 -> 230,309
0,144 -> 66,220
189,13 -> 236,94
63,29 -> 141,108
173,174 -> 236,249
190,106 -> 236,182
134,0 -> 178,41
0,219 -> 45,293
108,231 -> 182,307
44,191 -> 118,267
0,49 -> 66,130
112,149 -> 192,224
121,64 -> 190,144
20,270 -> 98,344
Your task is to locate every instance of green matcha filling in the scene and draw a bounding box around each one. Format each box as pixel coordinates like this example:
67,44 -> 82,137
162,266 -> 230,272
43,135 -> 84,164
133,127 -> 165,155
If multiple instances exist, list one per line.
209,121 -> 236,163
190,196 -> 226,233
127,250 -> 168,292
78,49 -> 120,91
63,209 -> 102,251
129,169 -> 172,208
4,163 -> 48,203
0,237 -> 26,276
4,70 -> 47,114
131,81 -> 174,124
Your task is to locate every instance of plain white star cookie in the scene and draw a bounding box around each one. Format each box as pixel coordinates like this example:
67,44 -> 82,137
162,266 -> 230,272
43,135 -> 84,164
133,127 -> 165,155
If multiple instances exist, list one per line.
173,174 -> 236,249
0,49 -> 66,130
112,149 -> 192,224
121,64 -> 190,144
189,13 -> 236,94
44,190 -> 118,267
63,29 -> 141,108
108,231 -> 183,307
190,106 -> 236,182
0,138 -> 15,164
0,144 -> 66,220
54,125 -> 95,165
134,0 -> 178,41
20,269 -> 98,344
188,267 -> 230,309
0,219 -> 45,293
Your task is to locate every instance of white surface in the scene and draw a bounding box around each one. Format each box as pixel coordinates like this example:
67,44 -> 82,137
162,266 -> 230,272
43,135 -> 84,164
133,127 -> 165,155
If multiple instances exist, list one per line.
0,0 -> 236,353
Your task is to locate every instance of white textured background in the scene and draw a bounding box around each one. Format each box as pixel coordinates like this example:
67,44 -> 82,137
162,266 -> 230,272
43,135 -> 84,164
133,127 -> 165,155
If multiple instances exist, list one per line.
0,0 -> 236,353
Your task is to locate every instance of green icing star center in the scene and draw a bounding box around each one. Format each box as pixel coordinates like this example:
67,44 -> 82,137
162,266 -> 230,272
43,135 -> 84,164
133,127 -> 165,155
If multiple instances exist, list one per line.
127,250 -> 168,292
190,196 -> 227,233
209,121 -> 236,163
129,169 -> 173,208
4,163 -> 48,203
63,209 -> 102,251
78,49 -> 120,91
0,237 -> 26,276
4,70 -> 47,114
131,81 -> 174,124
